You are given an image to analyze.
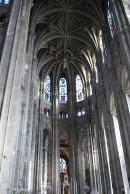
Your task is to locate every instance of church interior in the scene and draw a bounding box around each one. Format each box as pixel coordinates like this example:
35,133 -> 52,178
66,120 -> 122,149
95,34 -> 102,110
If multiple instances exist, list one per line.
0,0 -> 130,194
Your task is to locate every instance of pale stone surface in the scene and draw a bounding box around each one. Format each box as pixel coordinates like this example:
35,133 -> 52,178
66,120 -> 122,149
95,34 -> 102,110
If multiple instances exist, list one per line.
0,1 -> 130,194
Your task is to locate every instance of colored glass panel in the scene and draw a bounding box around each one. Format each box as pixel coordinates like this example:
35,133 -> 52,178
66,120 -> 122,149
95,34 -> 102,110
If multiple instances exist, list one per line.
44,75 -> 50,101
76,75 -> 84,102
59,78 -> 67,103
60,158 -> 67,173
0,0 -> 10,3
107,1 -> 116,37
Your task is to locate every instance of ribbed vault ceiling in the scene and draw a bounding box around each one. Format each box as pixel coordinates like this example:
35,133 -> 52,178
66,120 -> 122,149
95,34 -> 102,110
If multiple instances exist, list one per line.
31,0 -> 106,77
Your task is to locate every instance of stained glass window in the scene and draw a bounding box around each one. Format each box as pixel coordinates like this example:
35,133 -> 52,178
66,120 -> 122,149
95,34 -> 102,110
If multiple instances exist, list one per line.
5,0 -> 9,3
60,158 -> 67,173
107,1 -> 116,37
0,0 -> 10,3
44,75 -> 50,101
59,78 -> 67,103
76,75 -> 84,102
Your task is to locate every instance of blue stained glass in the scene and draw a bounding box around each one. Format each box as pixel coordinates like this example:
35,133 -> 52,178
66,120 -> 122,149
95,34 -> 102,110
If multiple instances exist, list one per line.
59,78 -> 67,103
107,1 -> 116,37
0,0 -> 10,4
44,75 -> 50,102
5,0 -> 10,4
60,158 -> 67,173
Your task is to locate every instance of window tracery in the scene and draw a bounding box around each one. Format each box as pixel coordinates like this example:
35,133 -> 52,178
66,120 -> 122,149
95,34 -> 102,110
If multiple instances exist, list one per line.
60,158 -> 67,173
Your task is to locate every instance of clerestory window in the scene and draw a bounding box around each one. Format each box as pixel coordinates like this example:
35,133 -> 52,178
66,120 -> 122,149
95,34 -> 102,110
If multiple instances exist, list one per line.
59,77 -> 67,103
44,75 -> 50,102
0,0 -> 10,4
76,75 -> 84,102
107,0 -> 116,37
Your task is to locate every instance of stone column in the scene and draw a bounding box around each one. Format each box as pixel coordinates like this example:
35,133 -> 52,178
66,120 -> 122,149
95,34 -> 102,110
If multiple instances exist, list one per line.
95,58 -> 125,194
104,38 -> 130,192
43,147 -> 48,194
115,90 -> 130,172
96,86 -> 113,194
117,1 -> 130,43
32,97 -> 39,193
51,93 -> 60,194
0,1 -> 33,193
0,21 -> 7,61
0,0 -> 21,113
101,90 -> 125,194
101,102 -> 123,194
122,0 -> 130,24
90,71 -> 103,193
111,0 -> 130,78
68,92 -> 77,179
87,127 -> 95,190
98,129 -> 108,194
121,90 -> 130,145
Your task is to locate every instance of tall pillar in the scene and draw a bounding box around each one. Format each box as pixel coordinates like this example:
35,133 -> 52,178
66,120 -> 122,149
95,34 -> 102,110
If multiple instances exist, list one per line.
111,0 -> 130,78
68,92 -> 77,177
0,21 -> 7,61
0,0 -> 33,193
122,0 -> 130,24
51,93 -> 60,194
0,0 -> 21,113
104,27 -> 130,192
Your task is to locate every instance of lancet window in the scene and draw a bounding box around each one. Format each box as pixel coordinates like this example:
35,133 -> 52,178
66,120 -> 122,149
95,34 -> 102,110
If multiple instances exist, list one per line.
76,75 -> 84,102
59,77 -> 67,103
44,75 -> 50,102
60,158 -> 67,173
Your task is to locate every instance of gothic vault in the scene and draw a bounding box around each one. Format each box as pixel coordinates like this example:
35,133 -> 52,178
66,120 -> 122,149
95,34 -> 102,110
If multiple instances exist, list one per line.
0,0 -> 130,194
